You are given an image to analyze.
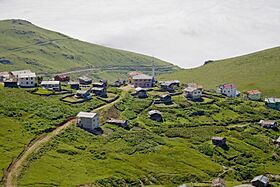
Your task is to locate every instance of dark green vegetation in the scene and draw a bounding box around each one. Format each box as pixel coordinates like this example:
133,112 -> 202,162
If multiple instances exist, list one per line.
159,47 -> 280,97
0,86 -> 105,181
17,90 -> 280,187
0,19 -> 178,78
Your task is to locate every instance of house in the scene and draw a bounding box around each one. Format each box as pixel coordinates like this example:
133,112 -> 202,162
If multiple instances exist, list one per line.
259,120 -> 277,129
10,70 -> 36,88
68,82 -> 80,90
135,87 -> 148,98
92,82 -> 106,88
246,90 -> 261,101
128,71 -> 143,84
4,79 -> 18,88
159,80 -> 180,92
211,178 -> 225,187
54,74 -> 70,82
112,79 -> 125,87
212,137 -> 226,146
78,76 -> 92,85
265,97 -> 280,111
132,74 -> 154,88
41,81 -> 61,91
148,110 -> 163,122
158,94 -> 172,104
251,175 -> 269,187
91,87 -> 107,97
0,72 -> 10,82
184,83 -> 203,100
107,118 -> 129,128
77,112 -> 100,131
217,84 -> 237,98
75,90 -> 91,99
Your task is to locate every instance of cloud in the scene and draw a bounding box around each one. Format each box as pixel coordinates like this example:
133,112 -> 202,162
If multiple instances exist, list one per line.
0,0 -> 280,68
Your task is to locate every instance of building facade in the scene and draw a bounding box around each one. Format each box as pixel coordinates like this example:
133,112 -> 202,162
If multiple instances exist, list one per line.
217,84 -> 237,97
77,112 -> 100,131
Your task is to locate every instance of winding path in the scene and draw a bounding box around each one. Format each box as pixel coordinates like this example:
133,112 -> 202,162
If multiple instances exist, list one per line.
4,95 -> 122,187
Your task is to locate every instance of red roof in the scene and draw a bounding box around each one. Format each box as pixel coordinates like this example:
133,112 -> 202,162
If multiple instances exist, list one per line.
247,90 -> 261,95
222,84 -> 235,89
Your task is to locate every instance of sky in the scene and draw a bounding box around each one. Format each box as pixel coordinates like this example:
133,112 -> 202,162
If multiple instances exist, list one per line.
0,0 -> 280,68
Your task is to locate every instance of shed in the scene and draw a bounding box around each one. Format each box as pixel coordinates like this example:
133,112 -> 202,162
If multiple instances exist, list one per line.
212,137 -> 226,146
91,87 -> 107,97
251,175 -> 269,187
259,120 -> 277,129
107,119 -> 129,128
148,110 -> 163,122
159,80 -> 180,91
135,87 -> 148,98
69,82 -> 80,90
159,94 -> 172,104
77,112 -> 100,131
75,90 -> 91,99
78,76 -> 92,85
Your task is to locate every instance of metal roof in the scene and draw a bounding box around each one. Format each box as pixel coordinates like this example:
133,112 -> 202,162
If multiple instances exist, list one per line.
212,137 -> 225,141
265,97 -> 280,103
251,175 -> 269,184
135,87 -> 146,92
132,74 -> 153,80
17,72 -> 36,78
11,70 -> 31,76
148,110 -> 162,115
77,112 -> 97,118
41,81 -> 60,85
247,90 -> 261,95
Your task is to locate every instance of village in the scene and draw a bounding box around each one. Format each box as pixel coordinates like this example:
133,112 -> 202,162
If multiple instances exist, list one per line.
0,67 -> 280,187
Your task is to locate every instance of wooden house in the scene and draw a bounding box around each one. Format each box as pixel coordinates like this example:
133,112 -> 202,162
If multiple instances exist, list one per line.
217,84 -> 237,98
159,80 -> 180,92
78,76 -> 92,85
184,83 -> 203,100
128,71 -> 143,84
132,74 -> 154,88
159,94 -> 172,104
54,74 -> 70,82
148,110 -> 163,122
75,90 -> 91,99
212,137 -> 226,146
41,81 -> 61,91
259,120 -> 277,129
135,87 -> 148,98
4,79 -> 18,88
68,82 -> 80,90
251,175 -> 269,187
265,97 -> 280,111
91,87 -> 107,97
246,90 -> 261,101
77,112 -> 100,131
107,119 -> 129,128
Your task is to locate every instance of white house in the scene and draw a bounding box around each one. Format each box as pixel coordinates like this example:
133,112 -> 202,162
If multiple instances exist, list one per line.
217,84 -> 237,97
246,90 -> 261,100
10,70 -> 36,87
77,112 -> 100,131
41,81 -> 61,91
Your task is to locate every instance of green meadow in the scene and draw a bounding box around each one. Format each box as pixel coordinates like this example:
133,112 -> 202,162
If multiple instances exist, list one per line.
159,47 -> 280,97
16,89 -> 280,187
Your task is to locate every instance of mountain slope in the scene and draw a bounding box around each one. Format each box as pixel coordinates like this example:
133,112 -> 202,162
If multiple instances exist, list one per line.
159,47 -> 280,97
0,19 -> 178,74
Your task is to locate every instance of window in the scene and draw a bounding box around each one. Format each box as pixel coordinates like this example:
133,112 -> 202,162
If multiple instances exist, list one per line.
26,82 -> 28,84
31,77 -> 33,80
26,78 -> 28,80
31,82 -> 33,84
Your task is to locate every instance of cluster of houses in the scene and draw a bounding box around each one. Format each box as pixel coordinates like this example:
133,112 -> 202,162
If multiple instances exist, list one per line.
1,70 -> 37,88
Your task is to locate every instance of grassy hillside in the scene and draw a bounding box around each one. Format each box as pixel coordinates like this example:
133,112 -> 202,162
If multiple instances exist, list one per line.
159,47 -> 280,97
0,19 -> 177,76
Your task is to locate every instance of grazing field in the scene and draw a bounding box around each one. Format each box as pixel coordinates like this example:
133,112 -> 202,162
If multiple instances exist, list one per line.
0,19 -> 178,76
0,87 -> 105,184
16,90 -> 280,186
159,47 -> 280,97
